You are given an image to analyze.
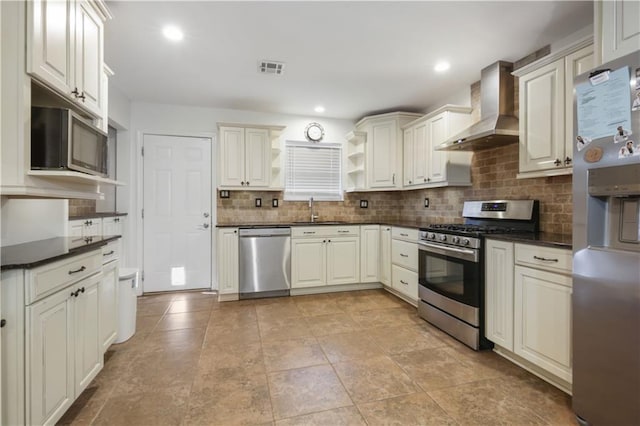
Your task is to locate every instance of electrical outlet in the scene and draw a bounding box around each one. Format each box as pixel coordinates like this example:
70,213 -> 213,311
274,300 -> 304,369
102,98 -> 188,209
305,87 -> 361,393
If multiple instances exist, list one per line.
272,198 -> 279,208
424,198 -> 430,208
255,198 -> 262,207
360,200 -> 368,208
219,190 -> 230,199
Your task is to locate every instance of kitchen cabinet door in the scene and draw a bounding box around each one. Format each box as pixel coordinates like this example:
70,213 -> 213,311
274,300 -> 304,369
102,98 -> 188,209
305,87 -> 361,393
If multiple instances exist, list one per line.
74,0 -> 104,116
291,238 -> 326,288
326,237 -> 360,285
428,113 -> 448,183
219,127 -> 246,187
27,0 -> 75,97
380,227 -> 391,286
74,274 -> 102,396
519,58 -> 565,174
27,287 -> 75,426
102,216 -> 123,236
403,128 -> 414,186
360,225 -> 380,283
485,239 -> 514,351
244,128 -> 270,188
368,120 -> 397,189
412,122 -> 429,185
99,261 -> 118,353
217,228 -> 239,295
514,265 -> 572,383
68,219 -> 85,244
600,0 -> 640,63
564,45 -> 594,164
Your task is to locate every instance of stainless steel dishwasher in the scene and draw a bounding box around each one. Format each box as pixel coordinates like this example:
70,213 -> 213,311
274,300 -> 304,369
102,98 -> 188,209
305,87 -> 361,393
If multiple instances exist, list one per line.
238,227 -> 291,299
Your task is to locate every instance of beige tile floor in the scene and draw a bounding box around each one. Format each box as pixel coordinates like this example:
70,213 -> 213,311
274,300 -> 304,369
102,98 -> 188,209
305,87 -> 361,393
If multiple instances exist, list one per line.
58,289 -> 575,426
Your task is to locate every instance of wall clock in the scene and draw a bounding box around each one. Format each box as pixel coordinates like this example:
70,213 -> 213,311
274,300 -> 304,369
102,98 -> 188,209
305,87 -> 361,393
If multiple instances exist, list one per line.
304,122 -> 324,143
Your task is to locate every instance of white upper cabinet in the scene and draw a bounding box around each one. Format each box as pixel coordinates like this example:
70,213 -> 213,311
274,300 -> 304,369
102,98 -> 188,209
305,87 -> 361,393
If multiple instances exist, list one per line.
27,0 -> 108,118
597,0 -> 640,64
218,124 -> 284,190
402,105 -> 473,189
514,41 -> 593,178
353,112 -> 422,191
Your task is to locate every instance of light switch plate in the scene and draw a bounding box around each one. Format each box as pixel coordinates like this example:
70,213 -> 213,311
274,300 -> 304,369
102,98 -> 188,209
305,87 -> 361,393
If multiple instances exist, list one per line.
255,198 -> 262,207
424,198 -> 429,208
360,200 -> 368,208
272,199 -> 279,208
219,190 -> 230,199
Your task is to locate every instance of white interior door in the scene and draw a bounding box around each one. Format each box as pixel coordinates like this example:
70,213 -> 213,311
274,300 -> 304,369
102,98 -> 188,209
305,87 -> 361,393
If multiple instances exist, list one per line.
143,134 -> 212,292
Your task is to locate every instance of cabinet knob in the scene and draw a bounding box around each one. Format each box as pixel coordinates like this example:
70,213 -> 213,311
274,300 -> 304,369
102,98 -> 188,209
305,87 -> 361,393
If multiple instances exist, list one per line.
564,156 -> 572,165
71,87 -> 80,98
246,181 -> 250,186
114,218 -> 120,222
68,266 -> 86,275
241,181 -> 245,186
79,92 -> 86,101
554,158 -> 562,166
81,287 -> 85,293
409,180 -> 412,184
424,178 -> 427,182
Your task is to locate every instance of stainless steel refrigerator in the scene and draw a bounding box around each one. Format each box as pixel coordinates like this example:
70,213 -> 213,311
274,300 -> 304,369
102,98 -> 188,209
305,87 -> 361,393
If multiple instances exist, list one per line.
572,50 -> 640,425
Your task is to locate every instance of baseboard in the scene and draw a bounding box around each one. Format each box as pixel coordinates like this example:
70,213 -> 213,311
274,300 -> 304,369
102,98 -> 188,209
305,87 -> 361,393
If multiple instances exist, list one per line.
382,285 -> 418,307
290,282 -> 382,296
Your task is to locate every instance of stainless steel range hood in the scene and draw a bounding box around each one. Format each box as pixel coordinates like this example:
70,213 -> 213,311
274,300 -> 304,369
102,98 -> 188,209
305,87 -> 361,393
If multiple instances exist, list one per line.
437,61 -> 519,151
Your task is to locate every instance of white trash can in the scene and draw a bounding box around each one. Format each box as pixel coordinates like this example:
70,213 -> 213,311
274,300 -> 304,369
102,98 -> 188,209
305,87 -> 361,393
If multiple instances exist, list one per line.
115,268 -> 139,343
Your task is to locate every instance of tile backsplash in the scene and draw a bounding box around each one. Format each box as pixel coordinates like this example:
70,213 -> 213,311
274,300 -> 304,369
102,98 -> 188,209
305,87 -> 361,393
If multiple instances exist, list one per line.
69,199 -> 96,216
216,142 -> 572,234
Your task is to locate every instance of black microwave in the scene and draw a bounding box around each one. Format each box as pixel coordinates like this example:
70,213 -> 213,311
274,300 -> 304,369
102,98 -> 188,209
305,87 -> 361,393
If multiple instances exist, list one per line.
31,107 -> 108,177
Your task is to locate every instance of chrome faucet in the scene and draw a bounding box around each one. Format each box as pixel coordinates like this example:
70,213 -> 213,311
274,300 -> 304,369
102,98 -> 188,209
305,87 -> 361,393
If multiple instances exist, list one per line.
309,197 -> 318,223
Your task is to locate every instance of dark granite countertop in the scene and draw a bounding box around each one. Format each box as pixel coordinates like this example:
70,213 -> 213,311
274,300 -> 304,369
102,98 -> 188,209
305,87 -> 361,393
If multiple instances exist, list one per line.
69,212 -> 128,220
484,233 -> 572,249
216,221 -> 428,229
1,235 -> 121,270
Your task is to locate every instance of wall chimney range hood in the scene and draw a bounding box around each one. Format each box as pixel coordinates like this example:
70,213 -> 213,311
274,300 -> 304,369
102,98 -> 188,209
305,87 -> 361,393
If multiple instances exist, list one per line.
437,61 -> 519,151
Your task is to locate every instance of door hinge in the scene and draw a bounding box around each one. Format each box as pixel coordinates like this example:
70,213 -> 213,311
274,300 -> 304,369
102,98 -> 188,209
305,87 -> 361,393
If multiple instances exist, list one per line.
141,146 -> 144,156
141,209 -> 144,219
141,271 -> 144,281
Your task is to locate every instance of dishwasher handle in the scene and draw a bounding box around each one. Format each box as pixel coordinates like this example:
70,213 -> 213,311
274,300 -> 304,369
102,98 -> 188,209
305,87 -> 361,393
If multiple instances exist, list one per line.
239,228 -> 291,238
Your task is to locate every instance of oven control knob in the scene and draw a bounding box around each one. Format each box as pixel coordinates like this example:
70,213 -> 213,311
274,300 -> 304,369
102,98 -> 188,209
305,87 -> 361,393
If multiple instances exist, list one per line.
463,238 -> 471,246
452,236 -> 461,244
428,233 -> 436,240
439,235 -> 447,242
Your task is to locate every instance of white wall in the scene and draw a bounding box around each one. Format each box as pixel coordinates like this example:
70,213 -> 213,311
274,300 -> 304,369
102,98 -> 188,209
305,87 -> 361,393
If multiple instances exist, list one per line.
124,101 -> 355,290
424,87 -> 472,115
1,198 -> 68,245
108,84 -> 132,130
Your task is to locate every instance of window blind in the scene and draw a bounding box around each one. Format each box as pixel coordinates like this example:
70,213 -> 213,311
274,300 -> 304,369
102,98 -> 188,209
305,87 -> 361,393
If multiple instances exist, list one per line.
284,141 -> 343,201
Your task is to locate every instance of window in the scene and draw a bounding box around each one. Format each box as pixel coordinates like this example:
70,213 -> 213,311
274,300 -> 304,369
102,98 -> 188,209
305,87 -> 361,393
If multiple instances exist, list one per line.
284,141 -> 343,201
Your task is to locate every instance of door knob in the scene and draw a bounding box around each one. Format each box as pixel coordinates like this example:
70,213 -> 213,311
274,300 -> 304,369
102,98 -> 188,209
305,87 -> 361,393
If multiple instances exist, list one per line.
203,223 -> 210,229
203,212 -> 210,218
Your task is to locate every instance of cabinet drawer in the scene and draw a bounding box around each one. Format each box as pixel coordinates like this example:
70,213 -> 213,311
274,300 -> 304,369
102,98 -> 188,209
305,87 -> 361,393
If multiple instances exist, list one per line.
391,239 -> 418,271
27,249 -> 102,304
101,240 -> 120,265
291,225 -> 360,238
392,227 -> 418,242
515,244 -> 572,274
391,265 -> 418,300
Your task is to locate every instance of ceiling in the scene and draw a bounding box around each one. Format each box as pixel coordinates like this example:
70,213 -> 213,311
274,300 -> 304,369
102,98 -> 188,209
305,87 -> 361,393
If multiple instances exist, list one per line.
104,1 -> 593,121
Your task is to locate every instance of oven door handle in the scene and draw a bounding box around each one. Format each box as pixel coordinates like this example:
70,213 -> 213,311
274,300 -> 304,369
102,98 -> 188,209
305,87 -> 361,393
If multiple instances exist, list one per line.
418,241 -> 479,263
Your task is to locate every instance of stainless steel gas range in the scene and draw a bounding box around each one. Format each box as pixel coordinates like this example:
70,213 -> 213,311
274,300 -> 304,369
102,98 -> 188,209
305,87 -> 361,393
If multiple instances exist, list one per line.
417,200 -> 540,350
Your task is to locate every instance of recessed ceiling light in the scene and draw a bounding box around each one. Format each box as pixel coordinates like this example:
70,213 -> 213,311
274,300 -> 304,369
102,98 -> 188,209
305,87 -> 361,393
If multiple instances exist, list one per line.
434,61 -> 450,72
314,106 -> 325,113
163,25 -> 183,42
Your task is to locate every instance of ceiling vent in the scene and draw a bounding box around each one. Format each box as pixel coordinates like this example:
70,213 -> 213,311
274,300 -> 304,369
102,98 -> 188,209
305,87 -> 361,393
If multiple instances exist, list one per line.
258,60 -> 285,75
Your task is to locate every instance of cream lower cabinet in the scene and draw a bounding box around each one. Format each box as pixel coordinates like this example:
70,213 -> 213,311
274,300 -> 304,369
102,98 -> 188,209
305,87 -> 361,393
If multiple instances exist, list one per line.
99,258 -> 118,354
389,227 -> 419,303
291,226 -> 360,288
485,239 -> 573,392
360,225 -> 380,283
379,226 -> 392,286
217,228 -> 239,299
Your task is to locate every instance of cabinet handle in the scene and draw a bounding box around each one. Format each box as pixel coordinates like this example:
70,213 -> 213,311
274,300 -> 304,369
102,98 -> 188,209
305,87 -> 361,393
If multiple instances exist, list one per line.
564,156 -> 572,165
114,218 -> 120,222
103,250 -> 115,256
338,230 -> 349,233
323,240 -> 326,243
79,91 -> 86,101
84,237 -> 93,243
241,181 -> 245,186
1,319 -> 7,328
533,255 -> 558,262
400,253 -> 408,257
392,173 -> 396,184
80,287 -> 85,293
400,233 -> 408,237
72,289 -> 80,298
246,181 -> 250,185
69,266 -> 86,275
400,280 -> 408,285
303,231 -> 316,235
554,158 -> 562,166
71,87 -> 80,98
328,239 -> 331,243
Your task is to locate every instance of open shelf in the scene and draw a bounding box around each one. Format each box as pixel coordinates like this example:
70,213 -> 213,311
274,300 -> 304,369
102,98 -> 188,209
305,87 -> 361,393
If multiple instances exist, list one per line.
28,170 -> 126,186
347,168 -> 365,175
347,151 -> 364,160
